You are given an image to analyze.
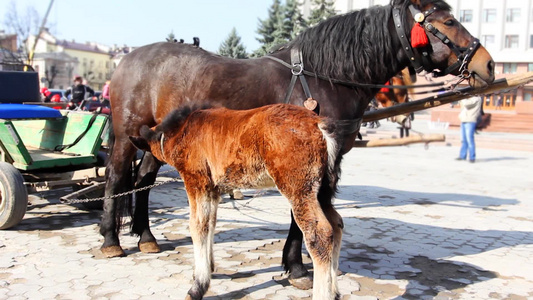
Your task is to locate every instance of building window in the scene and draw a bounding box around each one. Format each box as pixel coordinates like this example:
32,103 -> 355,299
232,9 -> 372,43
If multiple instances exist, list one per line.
505,35 -> 519,48
482,9 -> 496,23
524,90 -> 533,101
529,63 -> 533,72
506,8 -> 520,23
482,35 -> 495,48
530,36 -> 533,48
459,9 -> 473,22
502,63 -> 517,74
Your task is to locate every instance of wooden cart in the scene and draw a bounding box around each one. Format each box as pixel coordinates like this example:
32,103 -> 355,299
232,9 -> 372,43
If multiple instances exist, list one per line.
0,104 -> 109,229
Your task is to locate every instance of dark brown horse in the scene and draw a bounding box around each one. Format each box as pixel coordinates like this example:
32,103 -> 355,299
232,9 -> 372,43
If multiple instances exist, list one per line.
102,0 -> 494,289
129,103 -> 356,299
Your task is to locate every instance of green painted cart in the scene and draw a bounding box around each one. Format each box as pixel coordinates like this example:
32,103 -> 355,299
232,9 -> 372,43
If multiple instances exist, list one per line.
0,105 -> 109,229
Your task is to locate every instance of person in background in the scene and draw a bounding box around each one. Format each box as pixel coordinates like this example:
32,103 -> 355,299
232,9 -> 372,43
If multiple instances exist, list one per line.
41,87 -> 52,102
495,94 -> 503,110
101,80 -> 111,107
456,96 -> 482,163
64,75 -> 94,109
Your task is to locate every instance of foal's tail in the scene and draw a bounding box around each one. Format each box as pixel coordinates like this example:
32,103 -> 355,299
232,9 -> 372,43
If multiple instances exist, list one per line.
319,118 -> 361,192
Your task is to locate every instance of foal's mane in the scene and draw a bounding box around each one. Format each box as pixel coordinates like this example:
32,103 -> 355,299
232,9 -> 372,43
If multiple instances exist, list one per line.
288,0 -> 451,84
158,103 -> 214,133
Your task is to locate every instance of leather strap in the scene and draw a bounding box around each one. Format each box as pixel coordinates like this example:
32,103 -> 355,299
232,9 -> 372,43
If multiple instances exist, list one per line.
282,48 -> 314,103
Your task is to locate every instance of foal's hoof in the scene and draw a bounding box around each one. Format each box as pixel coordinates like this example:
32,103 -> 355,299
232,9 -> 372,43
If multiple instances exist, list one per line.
101,245 -> 126,258
289,274 -> 313,290
139,241 -> 161,253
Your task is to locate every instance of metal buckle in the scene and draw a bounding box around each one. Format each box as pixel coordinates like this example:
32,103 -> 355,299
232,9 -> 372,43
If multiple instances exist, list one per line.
291,63 -> 303,76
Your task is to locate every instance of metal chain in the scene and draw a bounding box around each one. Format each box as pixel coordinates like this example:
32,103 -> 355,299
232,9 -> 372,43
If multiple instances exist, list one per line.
63,168 -> 182,204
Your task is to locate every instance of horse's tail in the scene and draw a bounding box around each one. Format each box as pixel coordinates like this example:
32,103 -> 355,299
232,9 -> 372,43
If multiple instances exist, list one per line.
105,115 -> 134,234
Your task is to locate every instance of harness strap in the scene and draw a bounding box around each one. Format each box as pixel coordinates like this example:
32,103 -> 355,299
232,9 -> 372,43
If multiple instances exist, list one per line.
265,54 -> 447,89
282,48 -> 314,104
54,113 -> 98,152
393,8 -> 424,73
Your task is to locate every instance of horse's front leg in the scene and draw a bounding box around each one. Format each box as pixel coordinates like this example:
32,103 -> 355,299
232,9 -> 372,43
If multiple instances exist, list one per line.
132,152 -> 161,253
282,212 -> 313,290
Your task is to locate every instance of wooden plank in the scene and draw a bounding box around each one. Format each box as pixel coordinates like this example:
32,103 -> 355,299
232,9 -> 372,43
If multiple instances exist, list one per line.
353,134 -> 445,148
0,121 -> 33,166
13,147 -> 96,170
363,72 -> 533,122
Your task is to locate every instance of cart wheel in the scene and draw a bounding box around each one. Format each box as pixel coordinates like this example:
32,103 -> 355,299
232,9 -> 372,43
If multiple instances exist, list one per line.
0,162 -> 28,229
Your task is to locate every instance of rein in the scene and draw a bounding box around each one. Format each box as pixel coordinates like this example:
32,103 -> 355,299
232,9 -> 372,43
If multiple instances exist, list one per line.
265,54 -> 448,90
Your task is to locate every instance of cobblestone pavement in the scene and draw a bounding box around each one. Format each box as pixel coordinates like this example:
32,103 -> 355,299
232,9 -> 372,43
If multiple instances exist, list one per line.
1,144 -> 532,299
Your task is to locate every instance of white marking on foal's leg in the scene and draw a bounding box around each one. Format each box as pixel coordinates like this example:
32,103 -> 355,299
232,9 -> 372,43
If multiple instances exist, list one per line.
188,194 -> 217,299
312,258 -> 335,300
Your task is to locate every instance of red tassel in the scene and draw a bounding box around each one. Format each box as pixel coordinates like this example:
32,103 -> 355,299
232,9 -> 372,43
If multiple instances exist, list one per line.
411,23 -> 429,48
380,81 -> 390,93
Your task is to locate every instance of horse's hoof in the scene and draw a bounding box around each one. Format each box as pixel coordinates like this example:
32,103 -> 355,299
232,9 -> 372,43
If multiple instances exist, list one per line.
101,245 -> 126,258
288,274 -> 313,290
139,241 -> 161,253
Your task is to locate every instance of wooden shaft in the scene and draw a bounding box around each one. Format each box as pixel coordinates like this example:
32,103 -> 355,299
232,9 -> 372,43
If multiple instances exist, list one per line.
353,134 -> 445,147
363,72 -> 533,122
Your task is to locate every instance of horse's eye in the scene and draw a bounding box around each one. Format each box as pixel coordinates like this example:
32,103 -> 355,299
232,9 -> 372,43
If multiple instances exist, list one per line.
444,19 -> 455,26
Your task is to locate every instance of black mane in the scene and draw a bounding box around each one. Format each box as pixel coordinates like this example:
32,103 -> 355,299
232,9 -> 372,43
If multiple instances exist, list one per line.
157,102 -> 214,133
289,0 -> 451,84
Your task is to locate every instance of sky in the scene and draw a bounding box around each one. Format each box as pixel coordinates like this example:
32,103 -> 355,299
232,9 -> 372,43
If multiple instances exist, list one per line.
1,0 -> 274,53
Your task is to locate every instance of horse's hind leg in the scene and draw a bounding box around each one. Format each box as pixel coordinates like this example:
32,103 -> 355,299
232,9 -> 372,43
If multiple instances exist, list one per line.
184,178 -> 220,300
100,137 -> 137,257
282,213 -> 313,290
132,152 -> 161,253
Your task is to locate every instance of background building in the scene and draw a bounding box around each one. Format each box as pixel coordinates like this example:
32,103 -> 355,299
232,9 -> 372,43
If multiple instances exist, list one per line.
301,0 -> 533,113
27,29 -> 113,90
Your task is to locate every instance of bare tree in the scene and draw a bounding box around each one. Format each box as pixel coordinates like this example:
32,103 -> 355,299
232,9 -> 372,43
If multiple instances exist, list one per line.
44,65 -> 58,87
3,1 -> 41,59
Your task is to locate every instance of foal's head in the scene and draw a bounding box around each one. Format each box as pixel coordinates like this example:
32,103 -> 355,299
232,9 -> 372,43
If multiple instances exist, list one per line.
128,103 -> 214,162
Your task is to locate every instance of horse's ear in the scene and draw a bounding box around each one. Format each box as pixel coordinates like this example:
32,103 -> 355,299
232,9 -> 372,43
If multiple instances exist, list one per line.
129,136 -> 152,152
409,0 -> 422,6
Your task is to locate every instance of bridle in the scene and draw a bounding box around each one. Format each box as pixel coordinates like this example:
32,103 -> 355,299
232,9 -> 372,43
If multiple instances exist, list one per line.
264,3 -> 483,100
393,4 -> 481,79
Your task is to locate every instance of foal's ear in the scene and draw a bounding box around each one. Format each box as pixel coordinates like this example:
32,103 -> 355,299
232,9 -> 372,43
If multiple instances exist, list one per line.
129,136 -> 152,152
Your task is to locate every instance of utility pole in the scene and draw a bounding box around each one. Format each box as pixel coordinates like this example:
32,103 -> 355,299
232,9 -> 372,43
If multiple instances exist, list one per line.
25,0 -> 54,70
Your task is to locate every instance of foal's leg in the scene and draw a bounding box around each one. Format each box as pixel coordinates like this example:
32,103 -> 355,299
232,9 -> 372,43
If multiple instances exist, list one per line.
290,197 -> 338,300
100,137 -> 137,257
322,204 -> 343,296
132,152 -> 161,253
283,174 -> 340,289
184,179 -> 220,300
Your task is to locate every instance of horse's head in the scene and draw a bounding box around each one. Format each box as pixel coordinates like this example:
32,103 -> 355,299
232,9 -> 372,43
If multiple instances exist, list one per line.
395,0 -> 494,87
129,125 -> 166,163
